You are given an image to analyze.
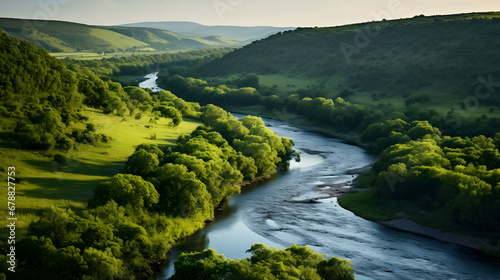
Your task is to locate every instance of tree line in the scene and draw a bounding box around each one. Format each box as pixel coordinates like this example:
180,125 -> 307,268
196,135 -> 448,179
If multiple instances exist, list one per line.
159,74 -> 261,107
66,48 -> 234,77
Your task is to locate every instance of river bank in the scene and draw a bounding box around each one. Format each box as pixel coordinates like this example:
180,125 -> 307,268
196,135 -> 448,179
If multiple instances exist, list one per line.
379,218 -> 500,257
225,106 -> 364,147
338,186 -> 500,258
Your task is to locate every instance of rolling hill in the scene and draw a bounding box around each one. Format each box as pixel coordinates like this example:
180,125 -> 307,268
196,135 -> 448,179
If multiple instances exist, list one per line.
120,21 -> 295,42
0,17 -> 240,54
197,12 -> 500,113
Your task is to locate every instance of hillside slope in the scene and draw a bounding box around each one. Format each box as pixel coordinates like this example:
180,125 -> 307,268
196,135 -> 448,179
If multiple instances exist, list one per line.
120,21 -> 295,42
199,12 -> 500,110
0,17 -> 240,54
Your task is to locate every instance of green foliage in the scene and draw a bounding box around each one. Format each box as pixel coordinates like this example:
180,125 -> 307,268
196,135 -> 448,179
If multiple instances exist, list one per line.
170,244 -> 355,280
28,207 -> 82,248
0,29 -> 147,150
405,94 -> 430,106
236,73 -> 260,89
148,18 -> 500,253
83,248 -> 125,280
155,163 -> 212,217
0,29 -> 85,149
158,90 -> 201,118
125,86 -> 152,103
88,174 -> 159,209
158,74 -> 261,107
169,248 -> 228,280
153,105 -> 182,126
124,149 -> 160,176
261,94 -> 283,110
369,132 -> 500,234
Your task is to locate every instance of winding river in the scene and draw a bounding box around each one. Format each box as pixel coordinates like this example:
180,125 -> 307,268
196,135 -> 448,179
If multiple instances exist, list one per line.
141,73 -> 500,280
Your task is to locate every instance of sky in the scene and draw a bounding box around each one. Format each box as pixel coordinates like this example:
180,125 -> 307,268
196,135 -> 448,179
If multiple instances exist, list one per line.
1,0 -> 500,27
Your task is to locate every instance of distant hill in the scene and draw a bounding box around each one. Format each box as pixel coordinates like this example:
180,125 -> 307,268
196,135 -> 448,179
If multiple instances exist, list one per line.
120,21 -> 295,43
0,17 -> 240,54
197,12 -> 500,111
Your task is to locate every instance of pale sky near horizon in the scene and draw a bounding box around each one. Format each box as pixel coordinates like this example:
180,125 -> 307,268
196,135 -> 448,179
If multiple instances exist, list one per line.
1,0 -> 499,27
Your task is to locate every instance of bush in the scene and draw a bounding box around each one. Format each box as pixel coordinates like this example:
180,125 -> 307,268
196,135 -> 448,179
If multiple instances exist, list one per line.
88,174 -> 160,209
53,153 -> 67,165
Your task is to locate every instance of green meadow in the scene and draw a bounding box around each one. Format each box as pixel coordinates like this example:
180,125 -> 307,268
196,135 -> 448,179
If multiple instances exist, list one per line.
0,109 -> 200,232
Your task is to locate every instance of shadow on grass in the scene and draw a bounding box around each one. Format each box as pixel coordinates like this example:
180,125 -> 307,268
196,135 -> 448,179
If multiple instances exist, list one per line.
0,131 -> 21,149
21,159 -> 126,202
24,158 -> 125,177
21,177 -> 106,202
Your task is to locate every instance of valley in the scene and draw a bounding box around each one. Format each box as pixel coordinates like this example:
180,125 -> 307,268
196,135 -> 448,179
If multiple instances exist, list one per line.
1,9 -> 500,280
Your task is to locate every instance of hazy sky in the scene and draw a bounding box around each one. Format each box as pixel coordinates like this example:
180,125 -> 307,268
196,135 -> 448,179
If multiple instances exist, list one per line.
1,0 -> 499,27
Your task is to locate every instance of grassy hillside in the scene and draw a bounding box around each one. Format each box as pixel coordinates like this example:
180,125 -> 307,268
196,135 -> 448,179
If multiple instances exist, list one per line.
198,12 -> 500,115
0,109 -> 200,231
0,17 -> 240,55
120,21 -> 295,42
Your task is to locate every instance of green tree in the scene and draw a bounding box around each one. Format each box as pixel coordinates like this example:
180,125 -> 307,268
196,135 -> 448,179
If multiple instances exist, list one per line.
88,174 -> 159,209
124,149 -> 160,176
83,248 -> 125,280
155,163 -> 211,217
171,244 -> 355,280
170,248 -> 228,280
28,207 -> 82,248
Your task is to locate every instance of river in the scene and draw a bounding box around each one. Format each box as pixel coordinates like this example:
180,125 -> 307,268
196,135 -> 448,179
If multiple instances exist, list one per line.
139,72 -> 165,92
141,72 -> 500,280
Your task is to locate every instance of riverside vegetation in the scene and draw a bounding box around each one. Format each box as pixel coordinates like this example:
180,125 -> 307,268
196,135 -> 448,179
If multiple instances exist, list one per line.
154,12 -> 500,256
0,29 -> 357,280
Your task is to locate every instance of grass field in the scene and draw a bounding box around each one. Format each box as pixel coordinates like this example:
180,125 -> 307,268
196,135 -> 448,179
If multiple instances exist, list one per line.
258,74 -> 324,94
89,28 -> 148,50
0,108 -> 200,235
